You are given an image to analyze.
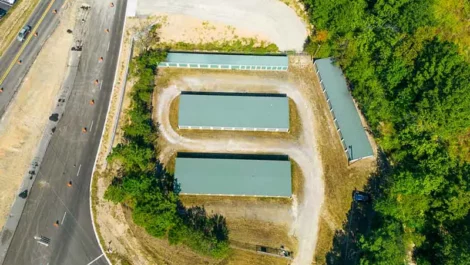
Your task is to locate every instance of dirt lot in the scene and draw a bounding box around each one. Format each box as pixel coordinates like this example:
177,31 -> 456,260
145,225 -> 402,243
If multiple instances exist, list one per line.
126,15 -> 275,49
135,0 -> 308,51
0,0 -> 76,230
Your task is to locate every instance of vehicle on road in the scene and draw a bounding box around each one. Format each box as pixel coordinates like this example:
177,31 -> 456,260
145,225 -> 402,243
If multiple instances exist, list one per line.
17,25 -> 32,42
0,8 -> 6,19
353,190 -> 371,202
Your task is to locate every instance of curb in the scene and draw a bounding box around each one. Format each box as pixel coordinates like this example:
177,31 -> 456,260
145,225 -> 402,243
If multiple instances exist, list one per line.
89,0 -> 131,264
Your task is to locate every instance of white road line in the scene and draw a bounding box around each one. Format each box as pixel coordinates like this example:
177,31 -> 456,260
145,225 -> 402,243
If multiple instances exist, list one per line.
99,82 -> 102,90
77,164 -> 81,176
107,42 -> 110,51
61,212 -> 66,224
86,254 -> 104,265
90,120 -> 94,132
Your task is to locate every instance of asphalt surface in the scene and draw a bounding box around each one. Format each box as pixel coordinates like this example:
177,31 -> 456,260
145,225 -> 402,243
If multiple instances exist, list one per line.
0,0 -> 65,117
2,0 -> 127,264
0,1 -> 11,12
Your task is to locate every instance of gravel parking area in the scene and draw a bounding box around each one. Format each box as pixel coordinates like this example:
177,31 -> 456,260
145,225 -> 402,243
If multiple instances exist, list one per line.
154,69 -> 324,265
136,0 -> 308,51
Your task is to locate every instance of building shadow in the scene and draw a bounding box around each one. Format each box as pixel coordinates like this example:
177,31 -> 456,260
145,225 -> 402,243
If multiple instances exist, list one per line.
180,91 -> 287,98
325,150 -> 391,264
176,152 -> 289,161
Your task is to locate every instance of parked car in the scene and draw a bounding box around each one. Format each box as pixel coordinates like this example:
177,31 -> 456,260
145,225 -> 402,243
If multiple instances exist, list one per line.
17,25 -> 32,42
353,190 -> 371,202
0,8 -> 6,19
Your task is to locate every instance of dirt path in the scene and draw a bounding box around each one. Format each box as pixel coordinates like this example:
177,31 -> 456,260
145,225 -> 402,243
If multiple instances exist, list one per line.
0,0 -> 76,230
155,72 -> 324,265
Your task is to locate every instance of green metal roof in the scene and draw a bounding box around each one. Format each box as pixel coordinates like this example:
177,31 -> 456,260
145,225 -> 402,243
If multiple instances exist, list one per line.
175,155 -> 292,197
315,58 -> 373,160
162,52 -> 288,67
178,93 -> 290,130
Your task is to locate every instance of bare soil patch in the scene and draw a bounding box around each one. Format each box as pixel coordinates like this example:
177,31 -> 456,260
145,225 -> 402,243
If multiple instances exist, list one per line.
135,0 -> 308,51
222,249 -> 290,265
0,1 -> 76,230
127,16 -> 273,49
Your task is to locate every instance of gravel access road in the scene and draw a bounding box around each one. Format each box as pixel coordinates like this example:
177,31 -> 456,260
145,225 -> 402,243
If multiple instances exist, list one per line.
155,73 -> 324,265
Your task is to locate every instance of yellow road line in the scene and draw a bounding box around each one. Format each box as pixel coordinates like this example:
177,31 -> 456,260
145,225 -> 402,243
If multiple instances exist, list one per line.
0,0 -> 56,85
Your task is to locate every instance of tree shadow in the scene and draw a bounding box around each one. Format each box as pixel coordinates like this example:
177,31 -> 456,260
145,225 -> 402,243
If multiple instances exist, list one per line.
326,150 -> 391,264
154,160 -> 229,242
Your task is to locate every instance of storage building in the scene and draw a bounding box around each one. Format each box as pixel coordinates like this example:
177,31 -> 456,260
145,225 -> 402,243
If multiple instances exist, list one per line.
158,52 -> 289,71
175,153 -> 292,197
178,92 -> 290,132
314,58 -> 374,162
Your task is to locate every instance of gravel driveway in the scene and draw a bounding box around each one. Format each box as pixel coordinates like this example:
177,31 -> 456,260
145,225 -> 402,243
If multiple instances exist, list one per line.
155,72 -> 324,265
136,0 -> 308,51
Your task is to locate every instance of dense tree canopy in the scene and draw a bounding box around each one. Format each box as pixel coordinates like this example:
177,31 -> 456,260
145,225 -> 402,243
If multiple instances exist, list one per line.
304,0 -> 470,263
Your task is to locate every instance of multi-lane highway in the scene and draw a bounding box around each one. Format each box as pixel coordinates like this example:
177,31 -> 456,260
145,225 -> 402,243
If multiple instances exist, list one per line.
0,0 -> 66,117
1,0 -> 127,264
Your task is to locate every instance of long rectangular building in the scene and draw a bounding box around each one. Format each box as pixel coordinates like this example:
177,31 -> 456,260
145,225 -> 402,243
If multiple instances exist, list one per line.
175,154 -> 292,197
314,58 -> 373,161
158,52 -> 289,71
178,92 -> 290,132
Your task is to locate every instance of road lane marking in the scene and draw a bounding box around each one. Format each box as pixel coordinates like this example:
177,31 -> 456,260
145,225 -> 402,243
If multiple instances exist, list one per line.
61,212 -> 66,224
76,164 -> 81,176
89,120 -> 94,131
107,42 -> 110,51
99,82 -> 102,90
86,254 -> 104,265
0,0 -> 57,85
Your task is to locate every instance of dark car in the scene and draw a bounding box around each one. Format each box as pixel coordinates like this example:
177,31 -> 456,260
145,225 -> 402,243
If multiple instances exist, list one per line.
0,8 -> 6,19
353,190 -> 371,202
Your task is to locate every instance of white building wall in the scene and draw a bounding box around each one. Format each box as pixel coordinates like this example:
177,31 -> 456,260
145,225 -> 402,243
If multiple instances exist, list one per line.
178,125 -> 289,132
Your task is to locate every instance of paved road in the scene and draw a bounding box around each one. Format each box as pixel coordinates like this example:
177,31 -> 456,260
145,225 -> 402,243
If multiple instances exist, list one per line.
2,0 -> 127,264
0,1 -> 11,11
0,0 -> 66,117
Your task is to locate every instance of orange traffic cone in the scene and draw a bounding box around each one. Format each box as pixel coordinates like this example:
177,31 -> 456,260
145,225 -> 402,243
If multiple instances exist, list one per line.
67,181 -> 72,187
82,127 -> 87,133
52,9 -> 57,14
98,56 -> 103,62
89,99 -> 95,105
109,2 -> 114,7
